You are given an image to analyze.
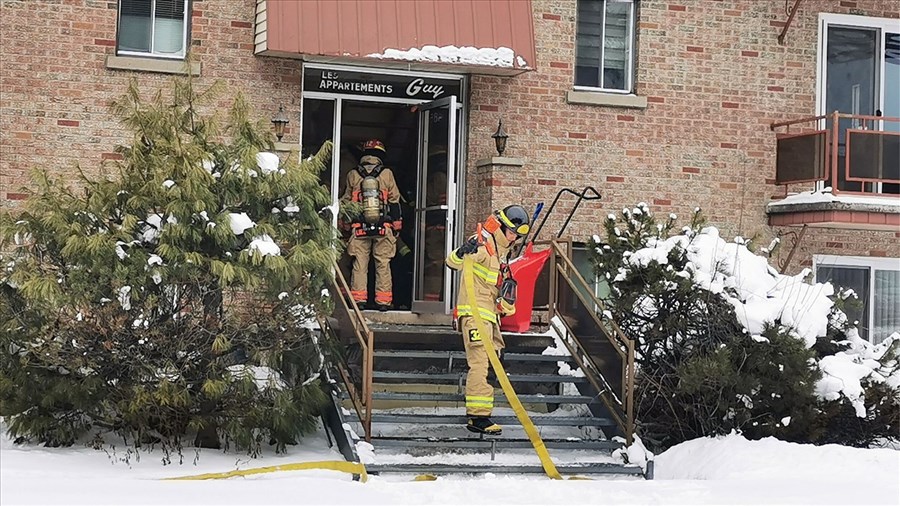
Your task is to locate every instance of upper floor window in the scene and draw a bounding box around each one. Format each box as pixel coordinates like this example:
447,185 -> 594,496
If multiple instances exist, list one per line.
575,0 -> 637,93
117,0 -> 189,59
817,14 -> 899,194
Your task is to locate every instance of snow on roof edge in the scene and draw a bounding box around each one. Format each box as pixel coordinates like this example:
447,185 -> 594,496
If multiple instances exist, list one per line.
366,45 -> 530,69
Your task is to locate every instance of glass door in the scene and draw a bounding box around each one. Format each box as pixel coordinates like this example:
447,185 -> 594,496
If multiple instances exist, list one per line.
819,14 -> 900,193
411,96 -> 459,314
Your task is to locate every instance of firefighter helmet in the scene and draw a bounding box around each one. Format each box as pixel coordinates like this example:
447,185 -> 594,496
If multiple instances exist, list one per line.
497,205 -> 530,237
362,139 -> 386,155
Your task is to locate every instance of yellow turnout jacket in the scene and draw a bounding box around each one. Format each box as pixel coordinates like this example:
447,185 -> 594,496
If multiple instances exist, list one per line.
446,227 -> 513,323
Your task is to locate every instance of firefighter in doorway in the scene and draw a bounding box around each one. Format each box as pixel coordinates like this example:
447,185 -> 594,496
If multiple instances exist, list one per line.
342,139 -> 402,311
423,146 -> 449,302
445,205 -> 530,435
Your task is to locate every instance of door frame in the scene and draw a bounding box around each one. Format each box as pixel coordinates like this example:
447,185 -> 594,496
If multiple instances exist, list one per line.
817,13 -> 899,119
815,13 -> 900,191
299,62 -> 470,314
410,96 -> 462,315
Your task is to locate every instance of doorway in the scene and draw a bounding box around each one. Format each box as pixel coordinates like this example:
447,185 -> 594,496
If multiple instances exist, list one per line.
339,100 -> 419,310
300,65 -> 466,315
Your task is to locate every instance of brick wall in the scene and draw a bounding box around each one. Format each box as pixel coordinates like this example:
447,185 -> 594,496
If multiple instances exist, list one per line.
0,0 -> 300,208
465,0 -> 900,273
2,0 -> 897,277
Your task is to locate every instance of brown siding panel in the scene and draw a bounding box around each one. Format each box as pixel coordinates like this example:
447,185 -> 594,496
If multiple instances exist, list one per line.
265,0 -> 536,69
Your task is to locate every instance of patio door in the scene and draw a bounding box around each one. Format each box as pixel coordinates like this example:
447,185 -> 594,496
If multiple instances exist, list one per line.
819,14 -> 900,192
411,95 -> 460,314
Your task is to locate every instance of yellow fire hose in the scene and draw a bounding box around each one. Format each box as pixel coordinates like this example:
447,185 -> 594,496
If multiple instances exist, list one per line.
462,256 -> 562,480
165,255 -> 562,483
164,460 -> 368,482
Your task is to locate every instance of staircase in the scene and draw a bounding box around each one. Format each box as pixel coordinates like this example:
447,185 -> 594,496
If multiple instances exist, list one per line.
323,321 -> 646,478
318,239 -> 646,479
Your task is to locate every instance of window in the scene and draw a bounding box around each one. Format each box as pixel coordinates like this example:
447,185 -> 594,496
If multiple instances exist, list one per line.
575,0 -> 637,92
117,0 -> 189,59
815,255 -> 900,343
818,14 -> 900,194
572,244 -> 610,302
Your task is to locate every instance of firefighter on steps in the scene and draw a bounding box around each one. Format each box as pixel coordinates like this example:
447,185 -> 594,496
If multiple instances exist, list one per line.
446,205 -> 530,435
341,139 -> 402,311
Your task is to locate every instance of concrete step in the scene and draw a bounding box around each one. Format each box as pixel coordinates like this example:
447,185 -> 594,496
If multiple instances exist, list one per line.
374,349 -> 575,363
371,436 -> 622,451
370,413 -> 616,427
372,371 -> 588,384
364,462 -> 643,476
362,392 -> 594,404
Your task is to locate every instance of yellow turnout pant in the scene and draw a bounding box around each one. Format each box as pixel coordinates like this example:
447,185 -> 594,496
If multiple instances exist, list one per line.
347,231 -> 396,305
460,316 -> 505,417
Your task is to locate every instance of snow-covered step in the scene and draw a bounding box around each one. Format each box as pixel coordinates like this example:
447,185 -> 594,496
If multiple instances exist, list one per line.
371,437 -> 622,451
364,462 -> 644,476
370,414 -> 616,427
364,392 -> 594,404
372,371 -> 588,383
374,350 -> 577,363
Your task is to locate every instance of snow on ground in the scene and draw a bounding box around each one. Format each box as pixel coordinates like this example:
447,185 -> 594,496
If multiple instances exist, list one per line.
2,420 -> 897,506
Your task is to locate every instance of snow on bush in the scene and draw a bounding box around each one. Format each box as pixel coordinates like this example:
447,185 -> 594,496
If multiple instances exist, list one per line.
612,434 -> 654,472
255,152 -> 281,174
607,216 -> 898,416
817,330 -> 900,417
624,226 -> 832,346
591,205 -> 899,450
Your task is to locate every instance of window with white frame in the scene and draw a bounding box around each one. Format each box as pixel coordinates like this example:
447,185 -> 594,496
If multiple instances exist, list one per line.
815,255 -> 900,344
817,14 -> 900,194
117,0 -> 189,59
574,0 -> 637,92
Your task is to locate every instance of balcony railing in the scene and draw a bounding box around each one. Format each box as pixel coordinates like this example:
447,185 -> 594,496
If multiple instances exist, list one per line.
771,112 -> 900,196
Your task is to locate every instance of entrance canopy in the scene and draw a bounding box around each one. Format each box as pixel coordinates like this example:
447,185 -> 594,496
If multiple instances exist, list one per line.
255,0 -> 536,76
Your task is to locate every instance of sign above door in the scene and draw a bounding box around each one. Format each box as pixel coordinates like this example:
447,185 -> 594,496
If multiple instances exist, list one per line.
303,66 -> 462,101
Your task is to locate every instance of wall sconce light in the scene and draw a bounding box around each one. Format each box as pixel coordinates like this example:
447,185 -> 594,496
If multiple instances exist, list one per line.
271,105 -> 289,142
492,119 -> 508,157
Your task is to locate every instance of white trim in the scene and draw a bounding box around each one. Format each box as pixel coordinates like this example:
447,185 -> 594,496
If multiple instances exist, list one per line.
302,92 -> 425,105
817,13 -> 899,29
574,0 -> 636,93
303,62 -> 465,81
814,255 -> 900,270
625,0 -> 635,93
116,50 -> 184,60
572,85 -> 633,95
116,0 -> 190,59
330,98 -> 342,233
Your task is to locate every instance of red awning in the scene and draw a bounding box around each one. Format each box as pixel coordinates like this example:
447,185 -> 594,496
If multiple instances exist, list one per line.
255,0 -> 536,75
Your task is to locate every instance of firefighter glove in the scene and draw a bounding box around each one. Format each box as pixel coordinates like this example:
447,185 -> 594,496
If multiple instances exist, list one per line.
497,298 -> 516,317
456,237 -> 479,256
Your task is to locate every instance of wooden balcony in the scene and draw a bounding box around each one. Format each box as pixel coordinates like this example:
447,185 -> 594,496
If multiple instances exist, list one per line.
768,112 -> 899,231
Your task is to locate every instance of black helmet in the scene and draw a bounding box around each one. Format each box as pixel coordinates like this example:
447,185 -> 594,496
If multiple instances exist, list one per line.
497,205 -> 530,237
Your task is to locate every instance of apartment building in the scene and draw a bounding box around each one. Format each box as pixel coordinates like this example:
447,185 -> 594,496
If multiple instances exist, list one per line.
1,0 -> 897,341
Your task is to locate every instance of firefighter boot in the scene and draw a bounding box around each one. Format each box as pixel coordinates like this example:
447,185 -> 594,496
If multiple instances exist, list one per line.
467,416 -> 502,435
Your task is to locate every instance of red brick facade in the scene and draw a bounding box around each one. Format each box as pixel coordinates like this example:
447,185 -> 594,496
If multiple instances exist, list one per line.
1,0 -> 898,276
465,0 -> 900,272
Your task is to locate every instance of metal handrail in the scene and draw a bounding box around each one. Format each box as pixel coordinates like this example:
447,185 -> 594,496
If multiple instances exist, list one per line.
546,239 -> 636,444
771,112 -> 900,196
324,259 -> 375,441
